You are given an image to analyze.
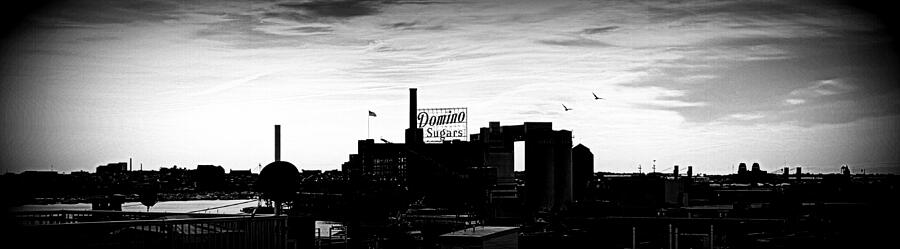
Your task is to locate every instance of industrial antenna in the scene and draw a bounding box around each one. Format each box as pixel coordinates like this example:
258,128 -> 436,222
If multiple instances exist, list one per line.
652,160 -> 656,173
638,164 -> 642,174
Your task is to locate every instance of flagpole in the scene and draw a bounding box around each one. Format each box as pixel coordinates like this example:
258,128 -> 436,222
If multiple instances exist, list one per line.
367,110 -> 376,139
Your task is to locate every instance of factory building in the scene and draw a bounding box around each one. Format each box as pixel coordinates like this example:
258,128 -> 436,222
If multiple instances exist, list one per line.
96,162 -> 127,175
572,144 -> 594,202
343,88 -> 588,216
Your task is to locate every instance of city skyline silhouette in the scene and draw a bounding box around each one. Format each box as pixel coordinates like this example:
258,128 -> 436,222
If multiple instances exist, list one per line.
2,0 -> 899,175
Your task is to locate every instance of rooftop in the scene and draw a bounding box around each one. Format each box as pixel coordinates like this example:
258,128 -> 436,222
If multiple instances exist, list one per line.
440,226 -> 518,239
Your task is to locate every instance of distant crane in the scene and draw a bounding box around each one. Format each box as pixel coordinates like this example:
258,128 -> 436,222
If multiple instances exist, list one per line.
592,92 -> 604,100
562,104 -> 572,111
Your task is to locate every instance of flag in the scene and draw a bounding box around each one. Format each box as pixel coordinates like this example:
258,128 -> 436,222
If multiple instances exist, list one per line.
368,110 -> 377,117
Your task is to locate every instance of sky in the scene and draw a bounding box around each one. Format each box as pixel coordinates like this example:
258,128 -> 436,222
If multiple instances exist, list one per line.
1,0 -> 899,175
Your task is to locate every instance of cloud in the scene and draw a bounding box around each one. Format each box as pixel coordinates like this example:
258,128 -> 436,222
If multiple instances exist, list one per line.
726,113 -> 765,121
28,0 -> 181,27
537,38 -> 613,47
516,110 -> 558,116
643,0 -> 819,25
684,43 -> 794,62
192,70 -> 279,97
193,13 -> 293,46
76,36 -> 120,42
289,26 -> 334,33
615,86 -> 709,109
261,11 -> 318,23
776,91 -> 900,126
637,100 -> 708,109
278,0 -> 380,19
190,0 -> 391,48
790,79 -> 856,97
674,74 -> 718,83
383,21 -> 446,30
193,12 -> 346,48
387,21 -> 418,29
580,26 -> 619,34
383,0 -> 454,5
785,98 -> 805,105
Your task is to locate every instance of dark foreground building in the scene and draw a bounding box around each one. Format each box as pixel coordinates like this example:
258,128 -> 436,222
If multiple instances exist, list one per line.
342,89 -> 591,218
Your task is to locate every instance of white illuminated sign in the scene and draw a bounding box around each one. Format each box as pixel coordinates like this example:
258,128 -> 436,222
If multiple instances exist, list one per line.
416,108 -> 468,142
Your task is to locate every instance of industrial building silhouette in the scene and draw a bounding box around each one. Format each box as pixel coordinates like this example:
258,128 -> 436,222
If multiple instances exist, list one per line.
342,88 -> 593,219
8,88 -> 898,249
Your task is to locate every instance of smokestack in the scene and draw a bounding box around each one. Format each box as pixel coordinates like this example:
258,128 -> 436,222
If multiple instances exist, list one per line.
405,88 -> 423,144
129,158 -> 132,171
275,125 -> 281,161
410,88 -> 417,130
673,165 -> 679,180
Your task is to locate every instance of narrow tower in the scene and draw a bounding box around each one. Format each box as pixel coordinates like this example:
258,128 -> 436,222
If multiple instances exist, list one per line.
275,125 -> 281,161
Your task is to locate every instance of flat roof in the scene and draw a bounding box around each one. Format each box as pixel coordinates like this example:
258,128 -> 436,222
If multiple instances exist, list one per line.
440,226 -> 519,240
682,204 -> 734,210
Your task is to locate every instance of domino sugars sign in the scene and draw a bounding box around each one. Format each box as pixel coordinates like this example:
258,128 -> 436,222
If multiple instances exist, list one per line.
416,108 -> 467,142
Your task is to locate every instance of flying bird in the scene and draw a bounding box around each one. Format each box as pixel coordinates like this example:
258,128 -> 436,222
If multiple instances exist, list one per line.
592,92 -> 603,100
562,104 -> 572,111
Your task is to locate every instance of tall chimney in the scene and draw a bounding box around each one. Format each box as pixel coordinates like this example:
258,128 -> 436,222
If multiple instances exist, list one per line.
405,88 -> 422,144
673,165 -> 679,180
275,125 -> 281,161
129,158 -> 132,171
410,88 -> 417,130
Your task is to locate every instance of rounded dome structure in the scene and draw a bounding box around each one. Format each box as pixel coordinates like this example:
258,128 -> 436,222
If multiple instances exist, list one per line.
255,160 -> 300,202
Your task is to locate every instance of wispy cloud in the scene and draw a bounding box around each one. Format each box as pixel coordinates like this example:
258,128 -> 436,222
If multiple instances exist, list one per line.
537,38 -> 612,47
790,78 -> 856,97
288,26 -> 334,33
580,26 -> 619,34
675,74 -> 718,83
278,0 -> 381,19
192,70 -> 281,97
785,98 -> 806,105
383,21 -> 446,31
726,113 -> 765,121
27,0 -> 181,27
